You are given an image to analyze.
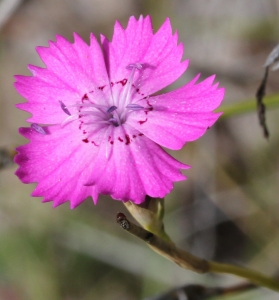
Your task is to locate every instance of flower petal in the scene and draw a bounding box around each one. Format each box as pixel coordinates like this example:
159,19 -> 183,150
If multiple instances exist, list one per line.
84,124 -> 189,204
15,33 -> 109,124
101,15 -> 188,98
15,123 -> 188,207
15,123 -> 104,208
127,75 -> 225,150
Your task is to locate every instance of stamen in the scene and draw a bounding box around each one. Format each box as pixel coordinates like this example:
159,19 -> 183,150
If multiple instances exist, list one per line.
31,123 -> 46,135
119,63 -> 143,114
108,117 -> 119,127
126,103 -> 144,111
59,100 -> 71,115
66,103 -> 108,113
79,111 -> 106,117
107,106 -> 118,113
61,114 -> 80,127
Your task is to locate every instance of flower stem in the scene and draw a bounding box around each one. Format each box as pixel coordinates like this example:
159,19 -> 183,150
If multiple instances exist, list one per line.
208,261 -> 279,292
218,93 -> 279,119
117,213 -> 279,292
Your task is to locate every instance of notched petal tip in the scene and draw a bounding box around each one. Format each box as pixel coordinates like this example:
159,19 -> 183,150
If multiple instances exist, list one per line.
14,152 -> 28,165
92,196 -> 98,205
163,17 -> 171,26
35,45 -> 49,60
73,32 -> 87,46
89,32 -> 99,45
204,74 -> 216,85
73,32 -> 81,39
127,15 -> 137,24
14,75 -> 30,85
27,64 -> 44,76
73,32 -> 82,41
189,73 -> 201,85
217,86 -> 225,99
41,198 -> 52,204
18,126 -> 31,136
54,34 -> 64,41
100,34 -> 107,44
114,19 -> 125,30
155,16 -> 171,36
182,59 -> 189,70
52,201 -> 62,208
15,168 -> 28,182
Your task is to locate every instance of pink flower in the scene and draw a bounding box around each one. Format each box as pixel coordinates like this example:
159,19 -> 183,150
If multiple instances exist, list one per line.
14,15 -> 224,208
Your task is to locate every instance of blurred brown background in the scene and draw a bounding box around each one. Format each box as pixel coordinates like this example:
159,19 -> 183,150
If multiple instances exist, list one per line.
0,0 -> 279,299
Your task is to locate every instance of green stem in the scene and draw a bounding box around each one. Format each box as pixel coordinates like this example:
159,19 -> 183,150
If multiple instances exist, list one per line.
218,93 -> 279,118
208,261 -> 279,291
118,212 -> 279,292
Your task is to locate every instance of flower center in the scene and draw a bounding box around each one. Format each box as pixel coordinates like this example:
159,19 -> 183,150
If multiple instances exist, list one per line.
58,63 -> 153,148
60,63 -> 145,127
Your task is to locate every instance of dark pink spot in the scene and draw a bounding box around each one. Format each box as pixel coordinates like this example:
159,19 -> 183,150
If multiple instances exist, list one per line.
132,134 -> 136,138
147,100 -> 153,111
83,130 -> 87,134
144,100 -> 154,115
118,137 -> 123,142
108,136 -> 114,145
82,138 -> 89,143
125,134 -> 131,145
144,107 -> 153,115
139,118 -> 147,125
98,85 -> 105,91
110,82 -> 114,87
117,79 -> 127,86
132,84 -> 140,94
82,94 -> 89,102
91,141 -> 98,146
139,133 -> 144,136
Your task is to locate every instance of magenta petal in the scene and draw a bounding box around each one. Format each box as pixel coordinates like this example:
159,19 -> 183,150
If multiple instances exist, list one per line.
82,125 -> 189,204
15,124 -> 105,208
15,124 -> 188,207
102,16 -> 188,96
36,34 -> 109,89
127,75 -> 225,150
15,33 -> 109,124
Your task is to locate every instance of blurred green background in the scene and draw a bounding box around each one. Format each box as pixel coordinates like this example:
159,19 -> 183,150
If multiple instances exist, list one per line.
0,0 -> 279,299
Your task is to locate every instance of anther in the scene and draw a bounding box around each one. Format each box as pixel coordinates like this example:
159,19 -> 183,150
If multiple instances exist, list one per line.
126,103 -> 144,111
31,123 -> 46,135
126,63 -> 143,70
59,100 -> 71,115
107,106 -> 118,114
